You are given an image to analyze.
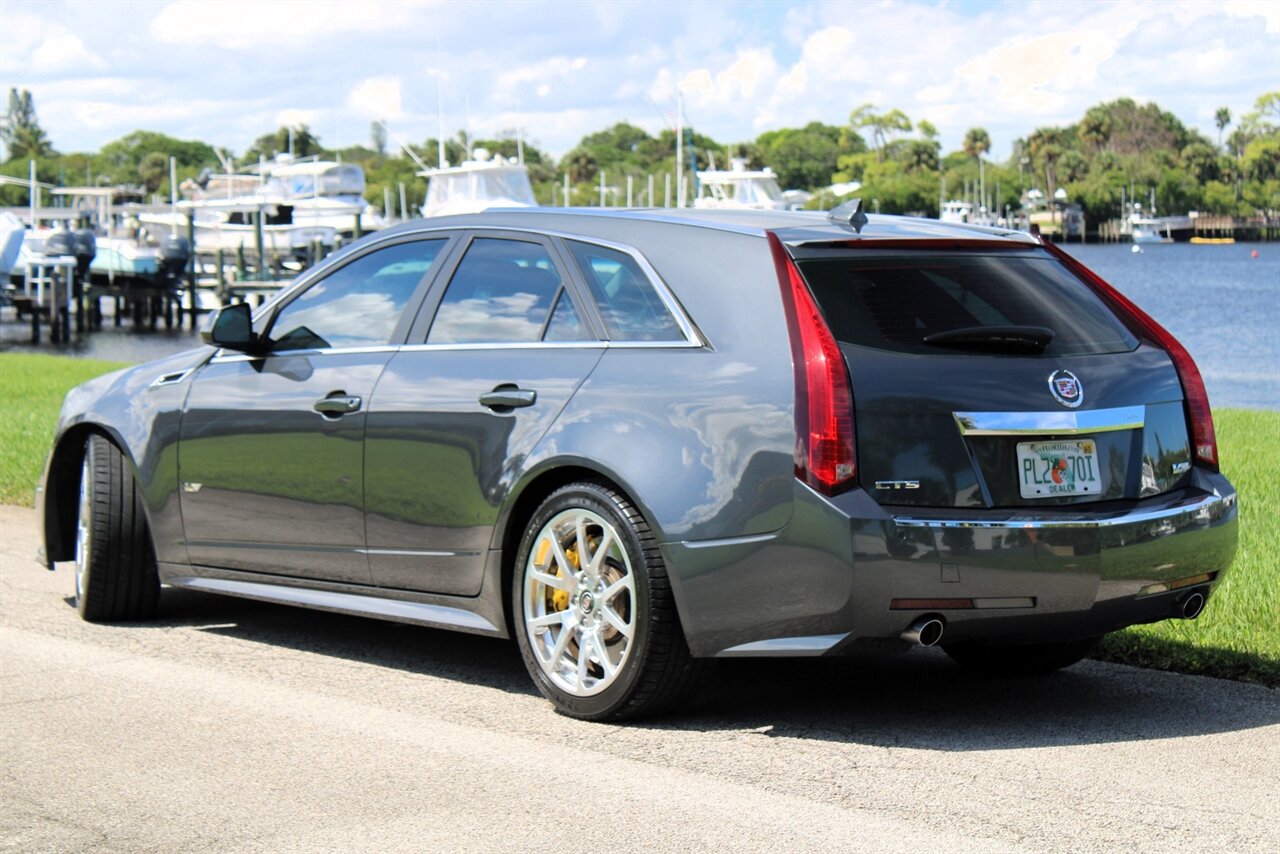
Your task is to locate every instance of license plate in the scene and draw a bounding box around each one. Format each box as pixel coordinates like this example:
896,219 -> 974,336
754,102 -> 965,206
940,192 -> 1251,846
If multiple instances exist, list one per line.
1016,439 -> 1101,498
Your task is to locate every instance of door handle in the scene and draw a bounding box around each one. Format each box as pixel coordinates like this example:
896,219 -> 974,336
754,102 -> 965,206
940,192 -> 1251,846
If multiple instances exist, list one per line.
479,386 -> 537,411
314,394 -> 362,416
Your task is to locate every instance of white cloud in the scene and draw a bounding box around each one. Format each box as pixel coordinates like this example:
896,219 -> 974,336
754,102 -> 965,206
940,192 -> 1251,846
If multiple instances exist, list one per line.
1222,0 -> 1280,34
276,108 -> 320,129
493,57 -> 589,104
0,12 -> 106,73
148,0 -> 426,49
955,27 -> 1133,114
347,77 -> 404,121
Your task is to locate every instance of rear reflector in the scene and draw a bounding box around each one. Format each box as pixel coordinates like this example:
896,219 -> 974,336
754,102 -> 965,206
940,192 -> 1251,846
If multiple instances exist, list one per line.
891,598 -> 975,610
1040,240 -> 1219,470
767,232 -> 856,495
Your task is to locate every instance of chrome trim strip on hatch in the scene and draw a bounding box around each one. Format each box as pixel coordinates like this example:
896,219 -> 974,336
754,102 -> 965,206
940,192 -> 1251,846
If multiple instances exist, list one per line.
893,492 -> 1232,531
953,405 -> 1145,436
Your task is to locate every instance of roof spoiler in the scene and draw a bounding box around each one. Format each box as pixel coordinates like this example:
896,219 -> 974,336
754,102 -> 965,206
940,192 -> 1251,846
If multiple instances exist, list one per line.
827,198 -> 868,233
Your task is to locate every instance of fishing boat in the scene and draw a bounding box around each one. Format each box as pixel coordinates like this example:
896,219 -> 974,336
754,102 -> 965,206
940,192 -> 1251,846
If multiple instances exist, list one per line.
418,149 -> 538,217
1130,213 -> 1193,244
693,159 -> 788,210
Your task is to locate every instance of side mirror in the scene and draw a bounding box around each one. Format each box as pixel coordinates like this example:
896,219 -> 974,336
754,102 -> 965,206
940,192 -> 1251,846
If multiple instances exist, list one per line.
201,302 -> 258,352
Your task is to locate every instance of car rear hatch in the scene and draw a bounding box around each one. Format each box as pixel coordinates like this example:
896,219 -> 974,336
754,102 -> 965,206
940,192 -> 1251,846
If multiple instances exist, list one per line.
787,242 -> 1195,509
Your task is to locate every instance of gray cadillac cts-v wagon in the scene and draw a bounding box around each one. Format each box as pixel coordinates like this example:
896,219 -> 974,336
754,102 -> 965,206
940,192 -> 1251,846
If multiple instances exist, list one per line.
38,207 -> 1238,719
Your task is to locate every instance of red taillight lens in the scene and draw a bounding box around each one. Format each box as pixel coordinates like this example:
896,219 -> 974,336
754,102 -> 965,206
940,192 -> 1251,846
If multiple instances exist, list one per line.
1040,240 -> 1218,470
767,232 -> 856,494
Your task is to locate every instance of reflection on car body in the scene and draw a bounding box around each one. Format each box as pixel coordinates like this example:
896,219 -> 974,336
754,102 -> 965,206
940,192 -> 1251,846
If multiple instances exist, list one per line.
38,207 -> 1237,720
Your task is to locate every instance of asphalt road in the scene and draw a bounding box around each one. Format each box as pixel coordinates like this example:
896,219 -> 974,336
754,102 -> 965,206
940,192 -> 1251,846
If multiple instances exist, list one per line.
2,505 -> 1277,853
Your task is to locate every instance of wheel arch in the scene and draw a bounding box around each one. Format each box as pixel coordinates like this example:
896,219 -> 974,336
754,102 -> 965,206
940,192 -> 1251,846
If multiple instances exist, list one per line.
43,423 -> 137,563
494,460 -> 670,637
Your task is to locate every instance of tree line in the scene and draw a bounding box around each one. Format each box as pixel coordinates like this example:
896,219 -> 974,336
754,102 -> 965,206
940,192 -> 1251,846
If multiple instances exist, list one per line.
2,86 -> 1277,224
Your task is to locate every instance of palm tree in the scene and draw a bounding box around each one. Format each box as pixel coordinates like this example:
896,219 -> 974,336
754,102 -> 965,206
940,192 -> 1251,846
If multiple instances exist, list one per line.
963,127 -> 991,210
1215,107 -> 1231,152
1027,127 -> 1064,226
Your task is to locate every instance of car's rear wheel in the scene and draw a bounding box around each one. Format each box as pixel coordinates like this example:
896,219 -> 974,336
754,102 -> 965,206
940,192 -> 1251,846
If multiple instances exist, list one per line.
512,482 -> 703,720
75,434 -> 160,622
942,636 -> 1100,676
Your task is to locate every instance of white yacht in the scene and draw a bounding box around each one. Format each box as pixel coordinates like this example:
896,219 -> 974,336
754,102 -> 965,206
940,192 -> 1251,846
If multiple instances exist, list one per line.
418,149 -> 538,217
693,159 -> 787,210
263,158 -> 387,235
138,172 -> 336,256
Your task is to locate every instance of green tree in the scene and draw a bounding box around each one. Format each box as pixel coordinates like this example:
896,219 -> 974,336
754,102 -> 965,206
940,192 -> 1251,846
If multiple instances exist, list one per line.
244,125 -> 323,162
138,151 -> 170,193
962,127 -> 991,162
755,122 -> 862,189
1215,107 -> 1231,150
850,104 -> 912,160
1027,126 -> 1066,221
1,88 -> 54,160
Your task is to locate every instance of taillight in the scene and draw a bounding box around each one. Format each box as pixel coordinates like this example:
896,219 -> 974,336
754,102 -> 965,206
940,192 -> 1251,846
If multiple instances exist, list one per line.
1040,240 -> 1218,470
767,232 -> 856,494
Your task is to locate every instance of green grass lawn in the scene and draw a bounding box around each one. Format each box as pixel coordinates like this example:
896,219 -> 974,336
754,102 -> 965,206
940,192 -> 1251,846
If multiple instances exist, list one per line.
1096,408 -> 1280,686
1,351 -> 1276,685
0,353 -> 129,505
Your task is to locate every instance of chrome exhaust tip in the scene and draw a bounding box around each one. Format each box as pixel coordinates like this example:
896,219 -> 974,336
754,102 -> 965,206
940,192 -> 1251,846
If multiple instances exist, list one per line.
1179,590 -> 1206,620
902,616 -> 945,647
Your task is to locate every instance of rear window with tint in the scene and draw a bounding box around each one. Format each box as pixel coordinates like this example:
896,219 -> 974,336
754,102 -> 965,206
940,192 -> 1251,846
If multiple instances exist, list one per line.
797,252 -> 1138,357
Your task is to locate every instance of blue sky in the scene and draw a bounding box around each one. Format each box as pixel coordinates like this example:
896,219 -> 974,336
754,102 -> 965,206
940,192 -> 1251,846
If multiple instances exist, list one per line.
1,0 -> 1277,167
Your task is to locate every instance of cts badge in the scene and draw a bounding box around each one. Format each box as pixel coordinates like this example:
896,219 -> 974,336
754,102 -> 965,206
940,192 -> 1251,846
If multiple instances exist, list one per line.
1048,369 -> 1084,408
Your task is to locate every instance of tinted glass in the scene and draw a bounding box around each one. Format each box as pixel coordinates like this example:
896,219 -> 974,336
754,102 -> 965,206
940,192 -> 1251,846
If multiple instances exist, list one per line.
798,252 -> 1139,356
544,290 -> 590,342
565,241 -> 683,342
428,238 -> 568,344
268,240 -> 444,351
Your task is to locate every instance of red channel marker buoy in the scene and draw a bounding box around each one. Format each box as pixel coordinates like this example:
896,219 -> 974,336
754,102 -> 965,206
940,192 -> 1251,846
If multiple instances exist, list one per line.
1251,250 -> 1260,258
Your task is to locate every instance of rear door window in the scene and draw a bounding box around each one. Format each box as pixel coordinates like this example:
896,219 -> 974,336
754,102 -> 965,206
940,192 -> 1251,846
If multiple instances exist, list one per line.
565,240 -> 684,342
797,251 -> 1138,356
427,237 -> 590,344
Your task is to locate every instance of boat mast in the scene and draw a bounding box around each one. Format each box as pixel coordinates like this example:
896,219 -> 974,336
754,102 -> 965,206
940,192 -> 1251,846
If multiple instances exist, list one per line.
676,91 -> 683,208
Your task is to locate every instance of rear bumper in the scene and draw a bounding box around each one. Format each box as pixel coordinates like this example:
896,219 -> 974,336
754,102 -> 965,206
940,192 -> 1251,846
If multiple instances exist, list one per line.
666,469 -> 1238,657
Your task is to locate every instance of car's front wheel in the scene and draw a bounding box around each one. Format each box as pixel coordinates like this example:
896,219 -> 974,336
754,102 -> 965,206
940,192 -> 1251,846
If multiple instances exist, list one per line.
512,482 -> 703,720
942,636 -> 1100,676
74,434 -> 160,622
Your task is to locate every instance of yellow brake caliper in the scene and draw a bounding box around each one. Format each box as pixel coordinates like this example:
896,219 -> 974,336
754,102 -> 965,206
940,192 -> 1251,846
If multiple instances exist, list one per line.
538,536 -> 576,612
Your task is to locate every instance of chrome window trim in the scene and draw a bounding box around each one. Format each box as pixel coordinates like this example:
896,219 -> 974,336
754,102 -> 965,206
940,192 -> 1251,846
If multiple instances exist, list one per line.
210,345 -> 399,363
892,491 -> 1232,530
953,405 -> 1146,436
253,224 -> 706,347
207,338 -> 709,363
398,341 -> 608,353
557,233 -> 705,346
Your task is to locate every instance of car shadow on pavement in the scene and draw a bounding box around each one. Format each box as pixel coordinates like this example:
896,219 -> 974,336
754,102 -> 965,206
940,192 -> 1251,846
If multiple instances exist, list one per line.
660,653 -> 1280,750
86,588 -> 1279,750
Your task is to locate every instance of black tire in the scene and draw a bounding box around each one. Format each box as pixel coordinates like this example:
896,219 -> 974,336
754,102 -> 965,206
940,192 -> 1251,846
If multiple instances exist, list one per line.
943,636 -> 1100,677
74,434 -> 160,622
512,482 -> 706,721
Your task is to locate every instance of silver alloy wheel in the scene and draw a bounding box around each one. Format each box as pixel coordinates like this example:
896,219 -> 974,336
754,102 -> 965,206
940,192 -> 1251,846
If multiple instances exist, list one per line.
522,508 -> 637,697
74,458 -> 91,601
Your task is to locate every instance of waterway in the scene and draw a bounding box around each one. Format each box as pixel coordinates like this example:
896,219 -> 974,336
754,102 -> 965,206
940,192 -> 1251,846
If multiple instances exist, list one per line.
1,241 -> 1277,409
1060,242 -> 1278,410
